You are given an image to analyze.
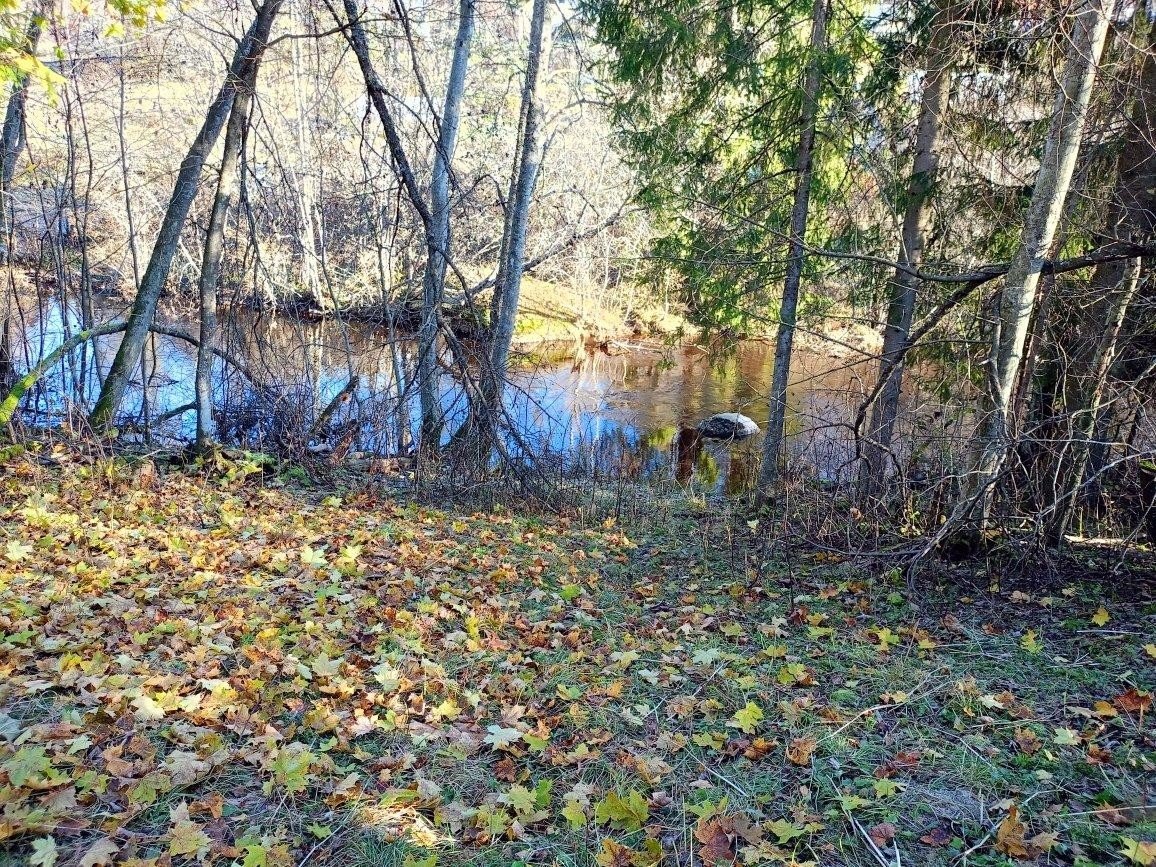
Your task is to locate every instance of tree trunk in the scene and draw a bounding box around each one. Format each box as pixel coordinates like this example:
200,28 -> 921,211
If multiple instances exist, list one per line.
89,0 -> 282,430
1043,29 -> 1156,542
957,0 -> 1112,524
476,0 -> 547,442
757,0 -> 828,497
194,38 -> 264,452
0,2 -> 46,263
417,0 -> 476,447
859,6 -> 954,496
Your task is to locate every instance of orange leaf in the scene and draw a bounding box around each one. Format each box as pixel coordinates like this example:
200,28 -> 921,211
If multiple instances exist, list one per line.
786,737 -> 818,766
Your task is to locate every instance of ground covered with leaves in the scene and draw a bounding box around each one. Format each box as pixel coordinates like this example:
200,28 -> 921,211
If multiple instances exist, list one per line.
0,447 -> 1154,867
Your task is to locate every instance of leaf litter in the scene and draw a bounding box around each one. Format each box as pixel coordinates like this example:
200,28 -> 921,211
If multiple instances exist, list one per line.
0,450 -> 1153,866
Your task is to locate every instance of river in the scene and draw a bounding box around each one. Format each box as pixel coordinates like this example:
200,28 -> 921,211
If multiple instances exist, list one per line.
7,298 -> 938,494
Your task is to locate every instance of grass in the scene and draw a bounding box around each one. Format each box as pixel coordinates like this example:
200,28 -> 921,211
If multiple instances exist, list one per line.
0,446 -> 1152,867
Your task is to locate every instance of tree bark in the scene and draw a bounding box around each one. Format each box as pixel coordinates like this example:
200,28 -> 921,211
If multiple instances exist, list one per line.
194,34 -> 265,452
1043,26 -> 1156,543
860,5 -> 953,496
0,1 -> 47,263
89,0 -> 282,430
758,0 -> 828,497
956,0 -> 1112,525
417,0 -> 476,447
486,0 -> 547,399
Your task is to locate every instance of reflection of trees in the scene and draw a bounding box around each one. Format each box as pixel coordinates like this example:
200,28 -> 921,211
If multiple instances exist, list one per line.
11,298 -> 940,487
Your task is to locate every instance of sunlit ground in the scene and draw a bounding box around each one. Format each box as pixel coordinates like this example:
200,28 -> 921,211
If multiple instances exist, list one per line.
0,448 -> 1153,867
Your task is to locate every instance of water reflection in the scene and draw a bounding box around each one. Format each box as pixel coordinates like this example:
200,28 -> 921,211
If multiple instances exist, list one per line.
10,298 -> 909,494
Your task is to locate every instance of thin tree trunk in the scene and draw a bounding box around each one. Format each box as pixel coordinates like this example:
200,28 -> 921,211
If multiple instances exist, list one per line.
486,0 -> 546,402
194,43 -> 263,452
758,0 -> 828,497
418,0 -> 476,447
1042,26 -> 1156,542
0,2 -> 47,263
337,0 -> 432,227
860,7 -> 953,496
956,0 -> 1112,524
89,0 -> 282,429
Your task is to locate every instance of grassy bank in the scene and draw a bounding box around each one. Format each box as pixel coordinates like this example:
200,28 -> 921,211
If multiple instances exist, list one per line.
0,449 -> 1153,867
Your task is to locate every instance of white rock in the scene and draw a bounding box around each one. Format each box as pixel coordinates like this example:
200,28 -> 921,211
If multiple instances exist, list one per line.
697,412 -> 760,440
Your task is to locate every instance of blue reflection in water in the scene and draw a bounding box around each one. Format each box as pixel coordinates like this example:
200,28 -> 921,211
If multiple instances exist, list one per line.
11,299 -> 873,493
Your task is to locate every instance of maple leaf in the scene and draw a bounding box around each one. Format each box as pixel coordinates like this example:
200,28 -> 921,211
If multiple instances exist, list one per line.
868,823 -> 896,848
767,818 -> 807,843
1120,837 -> 1156,866
3,745 -> 51,787
920,826 -> 952,847
1020,630 -> 1043,653
994,805 -> 1054,859
594,838 -> 662,867
1091,606 -> 1111,626
506,784 -> 537,816
694,815 -> 736,864
874,627 -> 900,651
483,724 -> 522,750
267,742 -> 315,794
727,701 -> 764,734
5,539 -> 32,561
872,779 -> 904,798
594,839 -> 635,867
786,737 -> 817,766
1113,688 -> 1152,716
299,544 -> 328,569
1144,643 -> 1156,659
29,836 -> 57,867
168,819 -> 211,859
594,789 -> 650,831
561,800 -> 587,828
132,694 -> 166,721
78,838 -> 119,867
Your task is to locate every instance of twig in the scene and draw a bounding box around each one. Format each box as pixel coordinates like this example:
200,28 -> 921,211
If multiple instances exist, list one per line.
846,812 -> 894,867
693,756 -> 750,799
952,823 -> 997,866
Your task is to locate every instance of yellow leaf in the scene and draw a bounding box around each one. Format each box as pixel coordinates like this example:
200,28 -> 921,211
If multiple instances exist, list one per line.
1020,630 -> 1043,654
1091,606 -> 1110,627
727,701 -> 764,734
1120,838 -> 1156,866
132,695 -> 166,721
168,820 -> 210,858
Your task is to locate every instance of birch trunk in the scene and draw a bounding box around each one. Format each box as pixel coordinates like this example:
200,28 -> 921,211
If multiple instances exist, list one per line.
958,0 -> 1112,522
758,0 -> 828,497
418,0 -> 476,447
860,7 -> 952,496
1043,27 -> 1156,542
194,46 -> 263,452
484,0 -> 547,411
90,0 -> 282,429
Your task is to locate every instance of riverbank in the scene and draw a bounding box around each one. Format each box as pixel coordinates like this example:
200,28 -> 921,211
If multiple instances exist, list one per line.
0,448 -> 1152,866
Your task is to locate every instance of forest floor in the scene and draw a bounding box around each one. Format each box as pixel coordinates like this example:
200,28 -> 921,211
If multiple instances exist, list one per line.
0,446 -> 1153,867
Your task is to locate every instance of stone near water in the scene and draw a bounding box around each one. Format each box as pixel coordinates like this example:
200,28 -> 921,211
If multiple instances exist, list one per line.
697,412 -> 760,440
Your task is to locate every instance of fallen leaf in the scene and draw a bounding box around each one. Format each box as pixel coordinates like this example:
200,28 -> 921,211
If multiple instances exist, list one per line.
786,737 -> 817,766
868,822 -> 896,848
920,826 -> 952,847
1120,837 -> 1156,866
695,815 -> 737,864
